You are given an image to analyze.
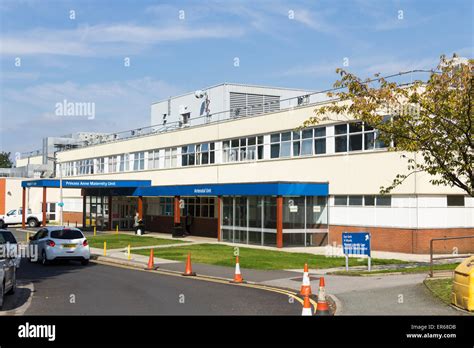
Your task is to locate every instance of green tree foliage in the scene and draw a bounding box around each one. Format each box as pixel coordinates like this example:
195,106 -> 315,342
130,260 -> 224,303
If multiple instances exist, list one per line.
302,54 -> 473,196
0,152 -> 13,168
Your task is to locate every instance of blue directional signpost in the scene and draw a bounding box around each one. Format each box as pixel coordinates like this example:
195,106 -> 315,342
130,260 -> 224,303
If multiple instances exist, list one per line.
342,232 -> 371,271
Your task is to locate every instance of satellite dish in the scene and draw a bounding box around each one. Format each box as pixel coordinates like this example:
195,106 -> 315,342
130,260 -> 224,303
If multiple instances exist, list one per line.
194,90 -> 205,98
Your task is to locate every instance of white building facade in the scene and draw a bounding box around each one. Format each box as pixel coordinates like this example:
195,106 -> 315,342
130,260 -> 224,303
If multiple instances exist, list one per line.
16,83 -> 473,254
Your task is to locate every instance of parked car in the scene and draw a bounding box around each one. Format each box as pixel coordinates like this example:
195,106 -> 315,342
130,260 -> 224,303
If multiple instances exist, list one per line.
0,229 -> 17,310
0,208 -> 46,228
0,230 -> 20,268
29,227 -> 90,265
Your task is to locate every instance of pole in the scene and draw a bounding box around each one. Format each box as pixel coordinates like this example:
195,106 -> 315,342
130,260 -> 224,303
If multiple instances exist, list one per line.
368,257 -> 371,272
127,244 -> 131,260
103,241 -> 107,256
94,226 -> 96,236
59,161 -> 63,226
345,254 -> 349,272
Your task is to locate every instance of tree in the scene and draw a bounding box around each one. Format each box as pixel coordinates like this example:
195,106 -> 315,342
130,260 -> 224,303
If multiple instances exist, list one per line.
302,54 -> 473,197
0,151 -> 13,168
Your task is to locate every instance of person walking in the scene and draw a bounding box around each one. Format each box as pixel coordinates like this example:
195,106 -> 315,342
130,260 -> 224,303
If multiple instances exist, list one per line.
184,212 -> 193,236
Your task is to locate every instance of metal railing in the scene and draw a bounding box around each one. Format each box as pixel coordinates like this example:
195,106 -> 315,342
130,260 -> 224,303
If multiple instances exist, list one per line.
429,235 -> 474,277
23,69 -> 435,156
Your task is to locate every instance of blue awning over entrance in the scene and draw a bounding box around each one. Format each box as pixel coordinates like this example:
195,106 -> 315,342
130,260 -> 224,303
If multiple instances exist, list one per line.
133,182 -> 328,197
21,179 -> 152,189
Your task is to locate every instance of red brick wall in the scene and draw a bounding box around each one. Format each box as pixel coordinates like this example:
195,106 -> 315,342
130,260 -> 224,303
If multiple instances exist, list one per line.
329,225 -> 474,254
145,215 -> 218,238
63,212 -> 83,227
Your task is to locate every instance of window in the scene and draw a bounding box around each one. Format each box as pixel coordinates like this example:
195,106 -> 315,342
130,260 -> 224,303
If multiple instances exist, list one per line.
349,195 -> 363,206
447,195 -> 465,207
349,122 -> 363,151
62,162 -> 74,177
334,196 -> 348,206
159,197 -> 173,216
364,195 -> 375,206
335,122 -> 388,153
108,156 -> 117,173
270,132 -> 292,158
51,229 -> 84,239
223,137 -> 263,162
96,157 -> 105,174
164,148 -> 177,168
376,195 -> 391,206
119,154 -> 130,172
78,159 -> 94,175
181,145 -> 195,166
183,142 -> 215,166
148,150 -> 160,169
133,152 -> 145,171
335,124 -> 348,153
181,197 -> 215,218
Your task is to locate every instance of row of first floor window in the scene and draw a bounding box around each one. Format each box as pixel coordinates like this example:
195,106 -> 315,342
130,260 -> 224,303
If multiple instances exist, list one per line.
59,121 -> 390,176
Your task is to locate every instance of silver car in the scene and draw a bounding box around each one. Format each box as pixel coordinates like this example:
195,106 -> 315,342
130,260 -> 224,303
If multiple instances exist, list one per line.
0,229 -> 17,310
29,227 -> 90,266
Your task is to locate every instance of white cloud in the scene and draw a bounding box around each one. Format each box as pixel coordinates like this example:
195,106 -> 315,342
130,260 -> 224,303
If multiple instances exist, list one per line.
0,77 -> 182,152
0,23 -> 245,57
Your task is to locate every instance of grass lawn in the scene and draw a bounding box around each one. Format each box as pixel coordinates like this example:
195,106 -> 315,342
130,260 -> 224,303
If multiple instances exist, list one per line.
87,233 -> 187,249
133,243 -> 407,270
424,278 -> 453,304
330,263 -> 458,276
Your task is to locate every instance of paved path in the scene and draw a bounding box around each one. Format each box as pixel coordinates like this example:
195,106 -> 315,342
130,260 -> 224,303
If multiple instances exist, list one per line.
263,273 -> 464,315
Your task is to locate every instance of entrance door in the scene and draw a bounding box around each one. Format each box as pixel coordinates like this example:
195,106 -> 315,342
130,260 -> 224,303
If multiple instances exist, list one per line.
112,197 -> 137,230
85,196 -> 110,230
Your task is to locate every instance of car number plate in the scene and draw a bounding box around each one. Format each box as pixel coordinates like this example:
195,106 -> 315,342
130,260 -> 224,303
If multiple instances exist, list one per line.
63,244 -> 77,248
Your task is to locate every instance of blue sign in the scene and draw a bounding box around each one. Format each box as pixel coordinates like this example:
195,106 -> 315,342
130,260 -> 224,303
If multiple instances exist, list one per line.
342,232 -> 371,256
22,179 -> 151,188
134,182 -> 329,197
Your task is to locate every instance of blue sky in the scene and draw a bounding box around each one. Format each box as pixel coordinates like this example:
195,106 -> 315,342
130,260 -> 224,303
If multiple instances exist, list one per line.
0,0 -> 472,155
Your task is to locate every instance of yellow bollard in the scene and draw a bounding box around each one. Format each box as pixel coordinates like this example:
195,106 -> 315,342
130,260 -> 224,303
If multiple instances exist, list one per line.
26,232 -> 30,243
93,226 -> 96,236
127,244 -> 131,260
103,241 -> 107,256
116,225 -> 118,235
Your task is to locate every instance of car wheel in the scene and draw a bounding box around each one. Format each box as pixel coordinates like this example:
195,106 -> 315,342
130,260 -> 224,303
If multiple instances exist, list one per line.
28,219 -> 38,228
6,275 -> 16,295
81,259 -> 89,266
41,250 -> 50,265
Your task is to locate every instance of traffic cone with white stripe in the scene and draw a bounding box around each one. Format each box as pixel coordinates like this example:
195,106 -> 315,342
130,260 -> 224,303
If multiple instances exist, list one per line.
144,249 -> 158,270
230,256 -> 245,283
301,295 -> 313,316
315,276 -> 330,315
300,263 -> 312,296
182,253 -> 196,276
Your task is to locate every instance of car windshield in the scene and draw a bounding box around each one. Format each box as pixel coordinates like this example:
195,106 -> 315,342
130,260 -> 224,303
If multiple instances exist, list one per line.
0,232 -> 17,244
50,229 -> 84,240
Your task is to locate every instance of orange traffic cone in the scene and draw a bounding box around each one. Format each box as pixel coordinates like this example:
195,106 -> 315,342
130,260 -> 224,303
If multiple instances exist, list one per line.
182,253 -> 196,276
144,249 -> 158,270
315,276 -> 330,315
230,256 -> 245,283
300,263 -> 312,296
301,295 -> 313,316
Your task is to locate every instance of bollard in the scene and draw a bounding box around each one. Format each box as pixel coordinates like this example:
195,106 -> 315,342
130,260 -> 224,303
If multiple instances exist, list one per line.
67,221 -> 70,226
94,226 -> 96,237
103,241 -> 107,256
26,232 -> 30,243
116,225 -> 119,234
75,221 -> 77,228
127,244 -> 131,260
